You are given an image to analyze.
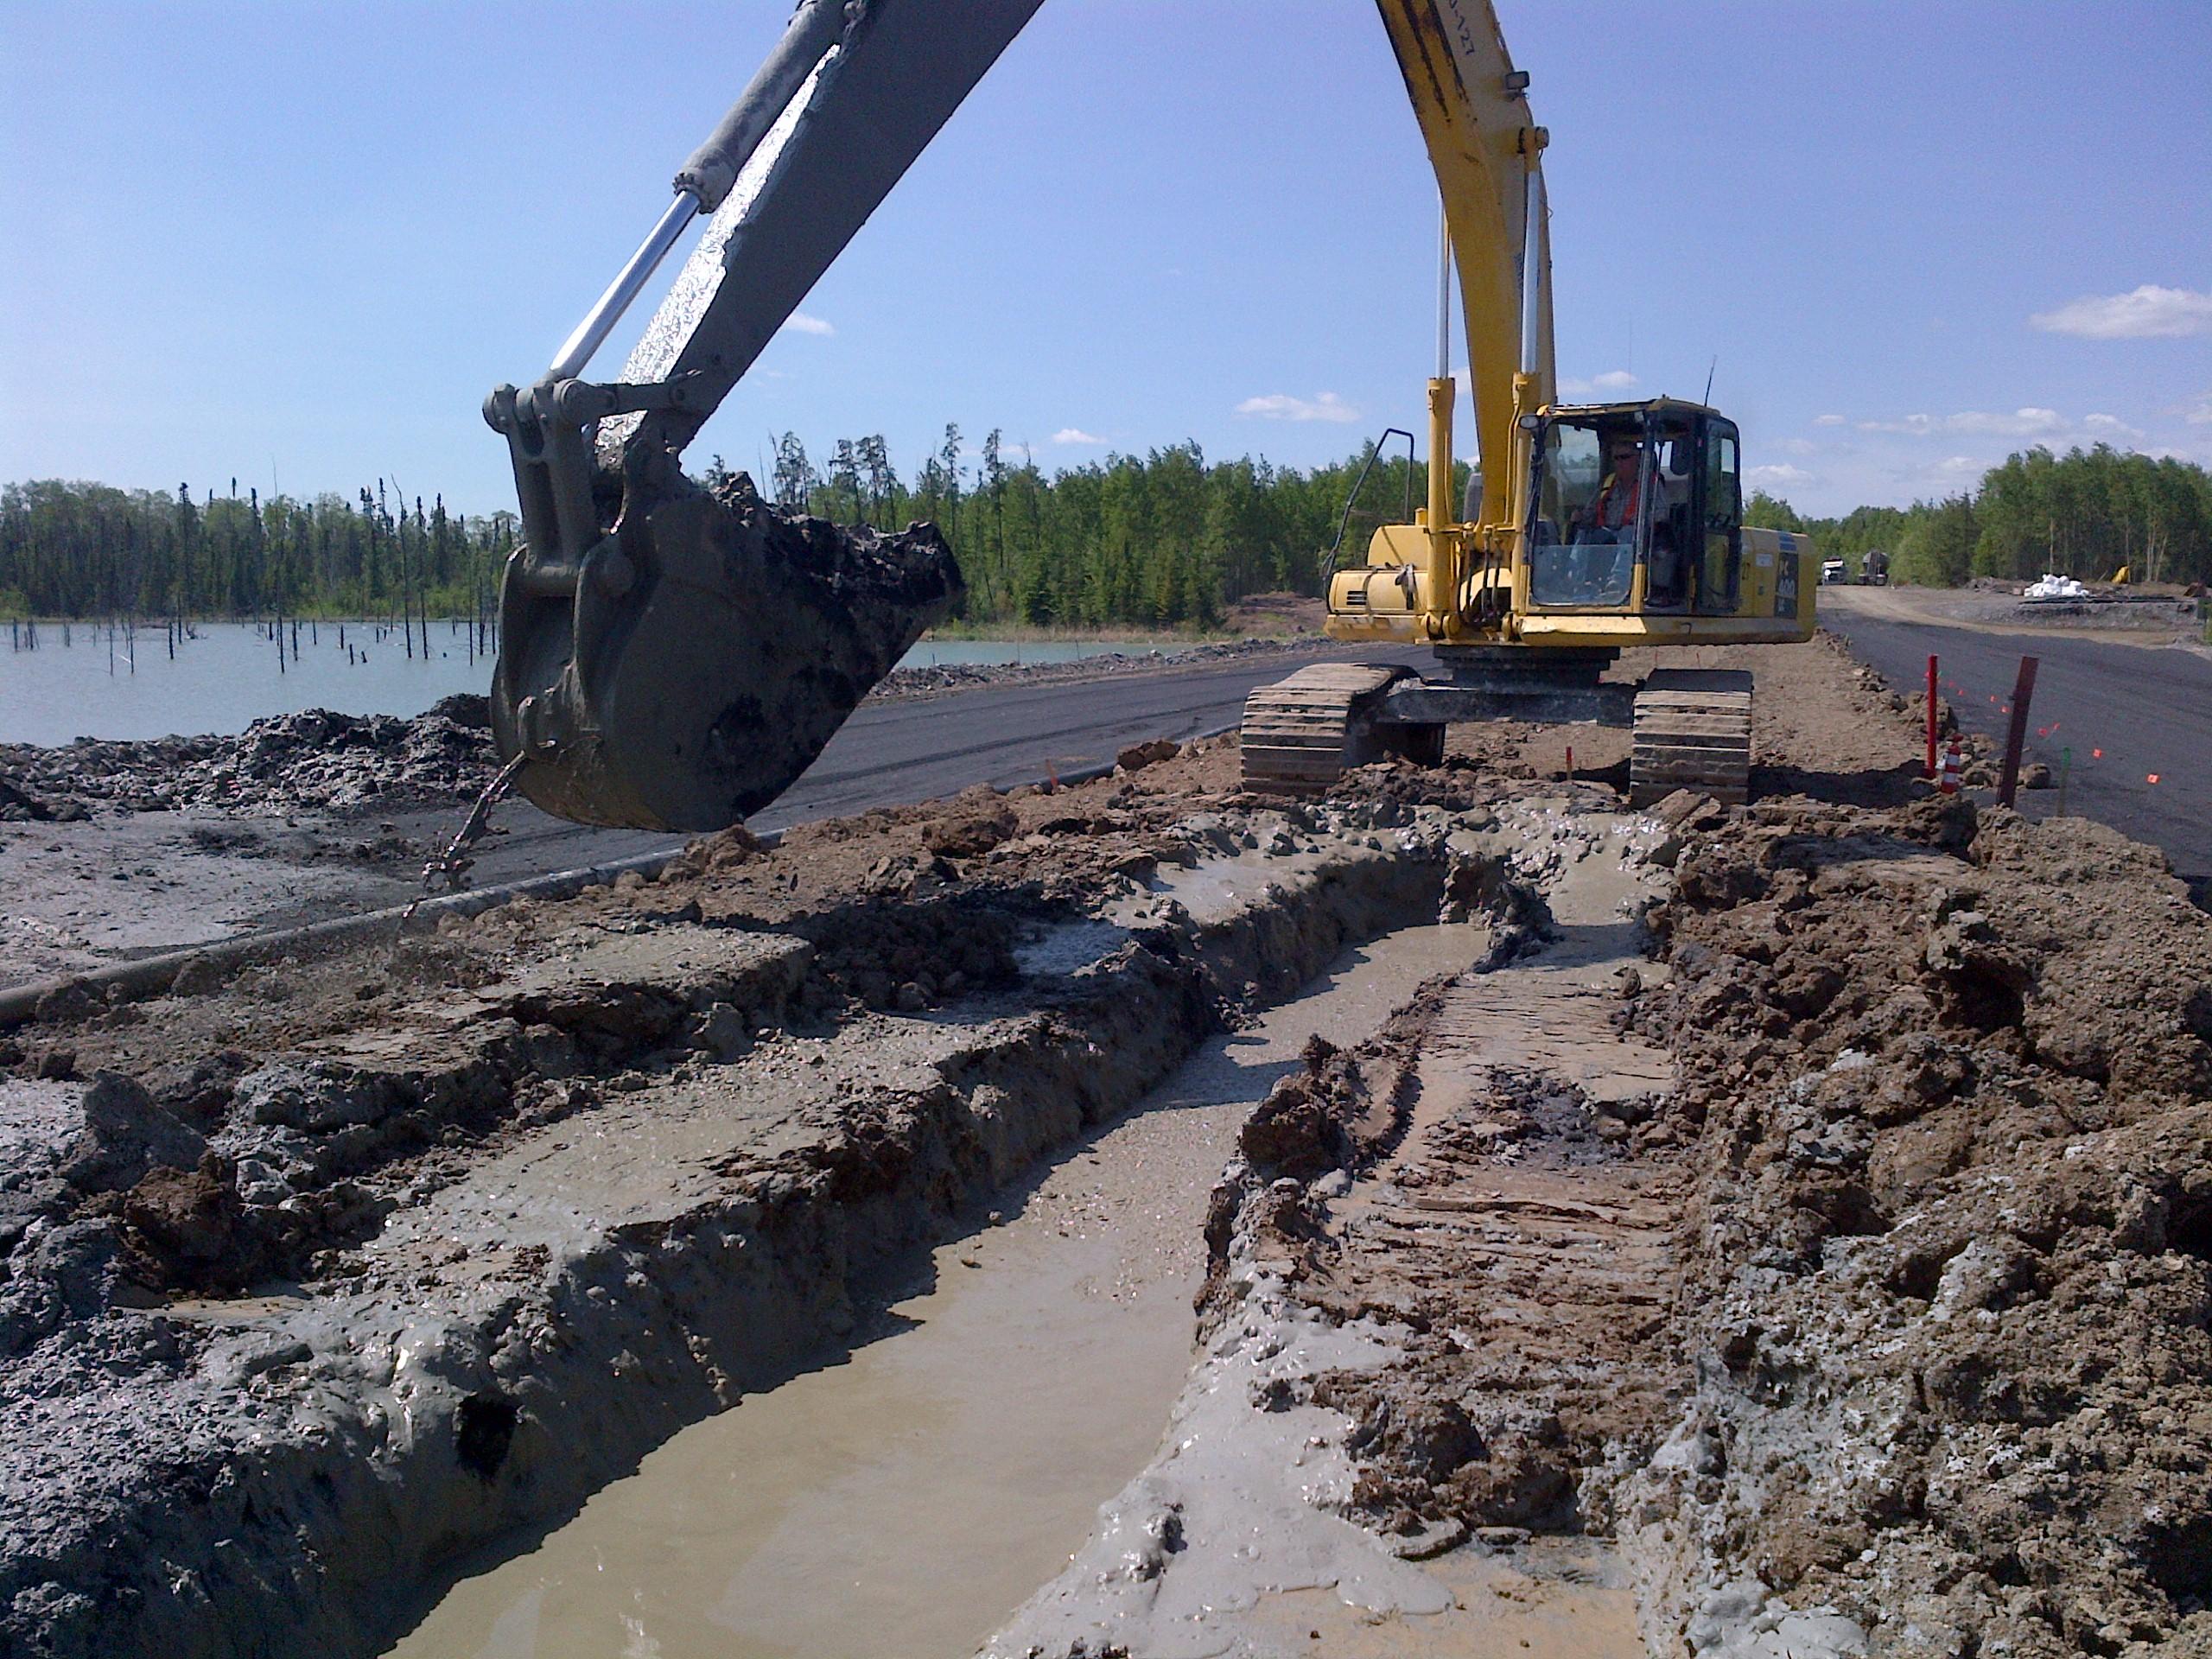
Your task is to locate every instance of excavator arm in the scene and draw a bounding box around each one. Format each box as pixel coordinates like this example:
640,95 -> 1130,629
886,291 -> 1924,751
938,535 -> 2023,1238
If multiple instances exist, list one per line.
484,0 -> 1041,830
485,0 -> 1552,831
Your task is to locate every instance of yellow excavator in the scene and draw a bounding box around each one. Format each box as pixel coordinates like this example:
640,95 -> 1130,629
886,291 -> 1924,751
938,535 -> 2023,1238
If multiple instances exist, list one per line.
485,0 -> 1816,831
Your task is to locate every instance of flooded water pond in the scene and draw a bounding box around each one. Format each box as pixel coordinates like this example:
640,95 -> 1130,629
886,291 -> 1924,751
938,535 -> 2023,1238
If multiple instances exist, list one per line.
0,623 -> 1154,746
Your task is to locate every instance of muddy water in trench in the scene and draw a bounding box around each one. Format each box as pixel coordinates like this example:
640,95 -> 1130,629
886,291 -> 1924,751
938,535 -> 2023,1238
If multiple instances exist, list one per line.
386,919 -> 1489,1659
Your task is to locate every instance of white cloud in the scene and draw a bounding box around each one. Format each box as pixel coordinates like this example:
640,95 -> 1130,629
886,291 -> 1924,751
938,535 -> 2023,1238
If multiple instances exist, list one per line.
1858,408 -> 2068,439
2031,284 -> 2212,340
1235,391 -> 1359,423
1813,414 -> 1847,427
1557,369 -> 1639,397
1952,407 -> 2068,437
2182,395 -> 2212,427
779,311 -> 835,336
1746,463 -> 1815,490
1051,427 -> 1104,446
1773,437 -> 1818,456
2082,412 -> 2145,440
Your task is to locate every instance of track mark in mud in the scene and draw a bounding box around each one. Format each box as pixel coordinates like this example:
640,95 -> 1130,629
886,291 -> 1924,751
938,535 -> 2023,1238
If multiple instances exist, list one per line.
988,802 -> 1681,1657
1306,812 -> 1690,1547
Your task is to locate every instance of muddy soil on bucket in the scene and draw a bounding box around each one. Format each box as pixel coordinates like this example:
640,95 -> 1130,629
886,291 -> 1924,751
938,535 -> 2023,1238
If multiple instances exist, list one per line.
386,921 -> 1489,1659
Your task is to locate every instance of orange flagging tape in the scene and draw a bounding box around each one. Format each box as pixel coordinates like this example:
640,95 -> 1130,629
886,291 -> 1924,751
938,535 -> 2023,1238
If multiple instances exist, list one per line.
2149,773 -> 2162,785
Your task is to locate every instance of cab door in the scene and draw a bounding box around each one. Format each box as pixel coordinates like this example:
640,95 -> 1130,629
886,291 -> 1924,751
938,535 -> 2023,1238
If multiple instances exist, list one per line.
1695,418 -> 1742,614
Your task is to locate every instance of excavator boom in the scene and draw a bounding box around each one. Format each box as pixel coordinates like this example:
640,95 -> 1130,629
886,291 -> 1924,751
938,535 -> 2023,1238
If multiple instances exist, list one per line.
1373,0 -> 1554,514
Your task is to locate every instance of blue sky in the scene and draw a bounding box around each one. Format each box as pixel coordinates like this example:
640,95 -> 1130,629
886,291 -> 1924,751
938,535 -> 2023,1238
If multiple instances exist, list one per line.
3,1 -> 2208,519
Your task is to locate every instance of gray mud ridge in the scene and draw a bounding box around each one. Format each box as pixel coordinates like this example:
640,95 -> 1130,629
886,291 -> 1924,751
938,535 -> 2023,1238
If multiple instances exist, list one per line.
0,799 -> 1484,1659
0,699 -> 496,820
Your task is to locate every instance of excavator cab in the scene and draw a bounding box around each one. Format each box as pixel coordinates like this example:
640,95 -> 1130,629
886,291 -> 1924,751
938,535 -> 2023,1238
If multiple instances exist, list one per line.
1524,400 -> 1738,616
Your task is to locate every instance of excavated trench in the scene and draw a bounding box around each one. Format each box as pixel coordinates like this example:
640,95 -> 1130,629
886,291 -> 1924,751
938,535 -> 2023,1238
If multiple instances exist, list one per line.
16,639 -> 2207,1656
0,796 -> 1515,1659
388,915 -> 1491,1658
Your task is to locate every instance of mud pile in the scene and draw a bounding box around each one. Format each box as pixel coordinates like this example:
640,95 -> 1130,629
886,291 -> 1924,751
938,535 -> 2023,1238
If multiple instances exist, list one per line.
496,476 -> 963,831
0,700 -> 496,818
1618,795 -> 2212,1656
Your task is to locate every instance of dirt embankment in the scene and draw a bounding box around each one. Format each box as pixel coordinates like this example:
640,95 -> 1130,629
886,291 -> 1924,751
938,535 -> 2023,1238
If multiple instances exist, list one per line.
1824,580 -> 2207,642
1618,794 -> 2212,1656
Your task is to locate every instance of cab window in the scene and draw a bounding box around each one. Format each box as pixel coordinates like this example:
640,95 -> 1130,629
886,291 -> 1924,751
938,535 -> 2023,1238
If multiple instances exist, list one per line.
1527,418 -> 1637,607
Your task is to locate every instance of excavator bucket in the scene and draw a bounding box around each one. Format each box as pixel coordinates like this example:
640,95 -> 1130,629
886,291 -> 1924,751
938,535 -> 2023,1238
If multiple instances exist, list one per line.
491,472 -> 962,833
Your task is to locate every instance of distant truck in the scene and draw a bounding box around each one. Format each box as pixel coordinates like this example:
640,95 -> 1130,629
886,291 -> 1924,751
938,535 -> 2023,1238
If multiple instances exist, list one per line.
1820,557 -> 1848,586
1862,549 -> 1891,585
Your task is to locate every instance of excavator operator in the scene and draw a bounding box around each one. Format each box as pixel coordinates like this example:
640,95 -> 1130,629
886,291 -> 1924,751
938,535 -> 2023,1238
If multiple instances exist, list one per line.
1553,432 -> 1647,604
1578,436 -> 1648,538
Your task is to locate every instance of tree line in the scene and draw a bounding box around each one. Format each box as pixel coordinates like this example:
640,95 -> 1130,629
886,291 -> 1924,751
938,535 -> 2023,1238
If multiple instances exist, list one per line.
741,424 -> 1457,628
1747,443 -> 2212,588
0,478 -> 512,633
9,434 -> 2208,631
2,432 -> 1449,632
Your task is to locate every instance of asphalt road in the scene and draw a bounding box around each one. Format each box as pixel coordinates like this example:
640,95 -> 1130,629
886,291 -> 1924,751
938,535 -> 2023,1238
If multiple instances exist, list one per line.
428,647 -> 1425,890
1821,607 -> 2212,902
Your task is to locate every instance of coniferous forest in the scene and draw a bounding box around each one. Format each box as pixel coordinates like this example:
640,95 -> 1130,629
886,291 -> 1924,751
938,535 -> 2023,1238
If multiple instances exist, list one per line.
5,431 -> 2209,632
1746,444 -> 2212,588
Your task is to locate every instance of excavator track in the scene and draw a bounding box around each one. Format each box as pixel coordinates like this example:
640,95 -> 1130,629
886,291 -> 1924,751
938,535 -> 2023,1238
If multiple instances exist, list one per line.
1630,667 -> 1753,807
1239,663 -> 1408,794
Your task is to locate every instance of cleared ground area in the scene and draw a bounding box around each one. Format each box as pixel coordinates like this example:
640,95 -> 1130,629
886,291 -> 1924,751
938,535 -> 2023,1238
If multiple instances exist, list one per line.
2,632 -> 2209,1659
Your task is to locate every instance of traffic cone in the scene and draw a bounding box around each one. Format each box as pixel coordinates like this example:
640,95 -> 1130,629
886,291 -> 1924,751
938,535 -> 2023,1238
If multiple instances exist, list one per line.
1938,740 -> 1963,796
